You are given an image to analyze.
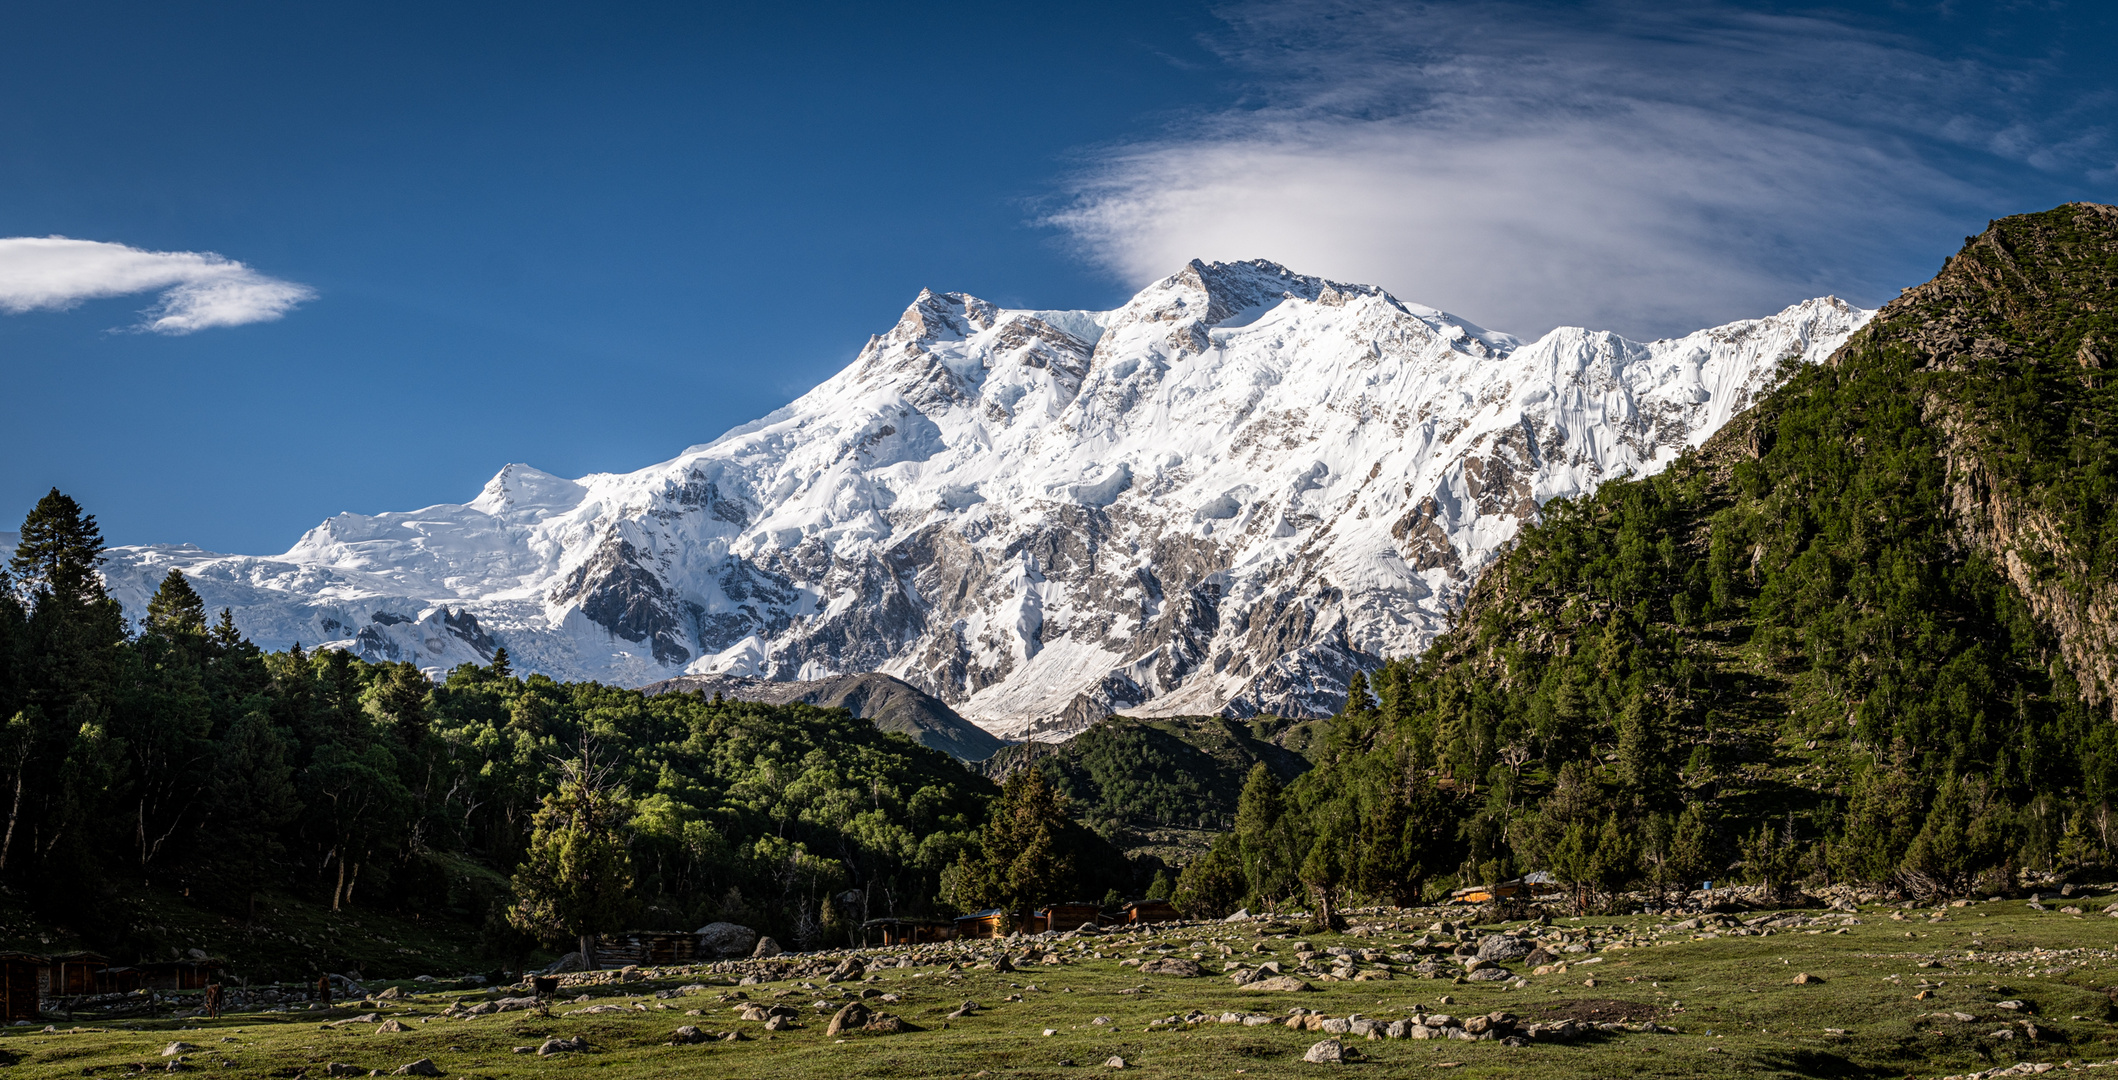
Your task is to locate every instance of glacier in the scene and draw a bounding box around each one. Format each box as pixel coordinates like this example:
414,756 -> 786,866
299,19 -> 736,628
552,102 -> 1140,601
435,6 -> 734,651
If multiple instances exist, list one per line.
50,260 -> 1872,739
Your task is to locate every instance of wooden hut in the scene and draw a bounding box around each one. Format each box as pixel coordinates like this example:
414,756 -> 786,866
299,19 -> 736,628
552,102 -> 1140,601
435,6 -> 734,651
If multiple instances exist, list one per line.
109,960 -> 222,991
593,932 -> 699,968
952,909 -> 1023,938
38,952 -> 107,996
1448,871 -> 1559,905
1032,903 -> 1103,934
860,917 -> 955,946
0,954 -> 42,1023
1121,899 -> 1180,925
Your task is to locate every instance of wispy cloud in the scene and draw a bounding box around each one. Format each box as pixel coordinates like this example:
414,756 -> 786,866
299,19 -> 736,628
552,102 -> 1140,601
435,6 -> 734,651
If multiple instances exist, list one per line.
0,236 -> 315,334
1049,1 -> 2117,338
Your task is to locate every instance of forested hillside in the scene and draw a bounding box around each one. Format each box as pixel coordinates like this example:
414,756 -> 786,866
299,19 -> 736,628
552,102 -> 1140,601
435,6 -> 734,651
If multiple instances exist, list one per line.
1178,202 -> 2118,920
0,492 -> 1139,974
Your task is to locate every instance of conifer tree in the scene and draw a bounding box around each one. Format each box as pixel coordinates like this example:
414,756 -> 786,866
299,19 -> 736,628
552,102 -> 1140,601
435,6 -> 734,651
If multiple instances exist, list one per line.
508,752 -> 639,967
9,488 -> 106,608
489,646 -> 512,681
952,769 -> 1075,926
144,570 -> 207,639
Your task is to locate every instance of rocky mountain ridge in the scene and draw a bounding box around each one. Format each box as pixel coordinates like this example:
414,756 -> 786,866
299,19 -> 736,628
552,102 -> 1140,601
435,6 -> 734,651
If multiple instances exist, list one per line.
60,260 -> 1872,739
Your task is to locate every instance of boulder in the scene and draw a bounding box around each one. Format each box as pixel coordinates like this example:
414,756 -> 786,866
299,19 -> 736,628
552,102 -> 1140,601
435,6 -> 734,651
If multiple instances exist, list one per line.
670,1025 -> 707,1045
1246,975 -> 1315,992
697,922 -> 760,958
752,936 -> 782,958
1226,909 -> 1251,921
541,952 -> 586,974
537,1037 -> 588,1056
391,1061 -> 442,1077
1139,958 -> 1204,977
863,1013 -> 913,1034
825,1002 -> 872,1037
1303,1038 -> 1348,1063
1791,972 -> 1823,985
1475,934 -> 1531,961
376,1019 -> 410,1033
1466,967 -> 1513,982
827,958 -> 865,983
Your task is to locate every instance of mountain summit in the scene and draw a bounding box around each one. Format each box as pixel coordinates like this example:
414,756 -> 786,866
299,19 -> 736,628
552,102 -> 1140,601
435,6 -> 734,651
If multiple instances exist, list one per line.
84,261 -> 1871,738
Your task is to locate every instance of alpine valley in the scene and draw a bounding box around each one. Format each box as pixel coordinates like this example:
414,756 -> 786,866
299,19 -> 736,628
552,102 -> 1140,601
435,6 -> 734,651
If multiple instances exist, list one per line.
42,262 -> 1870,740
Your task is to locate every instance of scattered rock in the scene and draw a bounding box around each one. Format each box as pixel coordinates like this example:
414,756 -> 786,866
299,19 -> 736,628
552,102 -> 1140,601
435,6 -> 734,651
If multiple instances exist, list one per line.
1792,972 -> 1823,985
1105,1056 -> 1127,1069
752,936 -> 783,959
325,1065 -> 362,1077
162,1044 -> 196,1057
863,1014 -> 913,1034
391,1061 -> 441,1077
537,1037 -> 588,1056
670,1025 -> 706,1045
376,1020 -> 409,1034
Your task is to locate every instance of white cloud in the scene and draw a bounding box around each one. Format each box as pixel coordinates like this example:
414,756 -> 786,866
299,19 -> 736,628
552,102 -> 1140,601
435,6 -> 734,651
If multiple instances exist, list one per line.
0,236 -> 315,334
1048,1 -> 2116,338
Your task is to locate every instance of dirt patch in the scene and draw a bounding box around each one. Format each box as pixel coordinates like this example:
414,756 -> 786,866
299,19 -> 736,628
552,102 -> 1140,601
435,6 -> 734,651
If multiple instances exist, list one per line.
1539,998 -> 1662,1023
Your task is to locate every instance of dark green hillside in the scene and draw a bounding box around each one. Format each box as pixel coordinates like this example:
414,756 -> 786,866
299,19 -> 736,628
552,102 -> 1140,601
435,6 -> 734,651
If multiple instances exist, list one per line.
985,715 -> 1317,835
1253,203 -> 2118,911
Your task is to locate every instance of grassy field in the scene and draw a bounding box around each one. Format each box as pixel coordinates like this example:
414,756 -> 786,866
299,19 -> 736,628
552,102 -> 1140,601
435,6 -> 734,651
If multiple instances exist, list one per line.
14,895 -> 2118,1080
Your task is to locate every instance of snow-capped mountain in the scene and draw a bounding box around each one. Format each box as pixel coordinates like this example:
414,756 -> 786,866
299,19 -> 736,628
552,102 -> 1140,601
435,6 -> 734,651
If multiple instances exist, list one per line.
82,261 -> 1871,738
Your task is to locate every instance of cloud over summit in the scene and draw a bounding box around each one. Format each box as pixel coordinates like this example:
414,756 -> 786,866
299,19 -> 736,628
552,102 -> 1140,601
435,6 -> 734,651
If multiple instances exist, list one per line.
1049,1 -> 2117,338
0,237 -> 314,334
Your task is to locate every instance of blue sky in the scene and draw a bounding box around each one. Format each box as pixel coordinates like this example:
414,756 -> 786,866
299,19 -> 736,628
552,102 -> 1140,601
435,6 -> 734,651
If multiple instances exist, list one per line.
2,0 -> 2114,553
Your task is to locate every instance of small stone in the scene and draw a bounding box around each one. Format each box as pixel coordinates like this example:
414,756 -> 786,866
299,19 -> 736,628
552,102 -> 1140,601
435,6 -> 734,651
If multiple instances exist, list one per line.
1791,972 -> 1822,985
1106,1056 -> 1128,1069
391,1061 -> 440,1077
375,1020 -> 409,1034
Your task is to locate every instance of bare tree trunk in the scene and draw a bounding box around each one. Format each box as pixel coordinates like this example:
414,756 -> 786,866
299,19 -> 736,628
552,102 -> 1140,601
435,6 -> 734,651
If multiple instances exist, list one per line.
0,770 -> 23,873
332,857 -> 346,911
579,933 -> 597,971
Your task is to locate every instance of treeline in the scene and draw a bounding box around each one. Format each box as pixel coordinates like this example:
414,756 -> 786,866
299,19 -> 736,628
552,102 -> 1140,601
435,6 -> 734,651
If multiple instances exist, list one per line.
1174,203 -> 2118,919
0,490 -> 1141,966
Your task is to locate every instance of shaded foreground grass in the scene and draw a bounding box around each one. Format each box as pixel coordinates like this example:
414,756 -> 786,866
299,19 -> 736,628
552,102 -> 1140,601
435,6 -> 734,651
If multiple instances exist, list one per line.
15,896 -> 2118,1080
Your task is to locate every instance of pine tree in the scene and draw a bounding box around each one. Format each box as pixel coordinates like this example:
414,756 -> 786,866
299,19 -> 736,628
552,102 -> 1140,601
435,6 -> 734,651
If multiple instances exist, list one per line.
144,570 -> 208,640
1339,671 -> 1376,717
9,489 -> 106,609
508,753 -> 639,967
489,646 -> 513,681
1233,764 -> 1295,910
951,769 -> 1075,926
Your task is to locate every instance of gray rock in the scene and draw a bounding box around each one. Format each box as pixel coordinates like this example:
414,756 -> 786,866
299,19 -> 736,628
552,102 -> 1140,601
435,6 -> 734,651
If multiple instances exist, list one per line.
1475,934 -> 1531,961
1304,1038 -> 1348,1063
697,922 -> 759,958
825,1002 -> 872,1037
537,1037 -> 588,1056
391,1060 -> 441,1077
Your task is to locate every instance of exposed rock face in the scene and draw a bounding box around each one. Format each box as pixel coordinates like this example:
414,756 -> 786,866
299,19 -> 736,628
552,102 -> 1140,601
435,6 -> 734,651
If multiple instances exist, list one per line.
74,261 -> 1870,738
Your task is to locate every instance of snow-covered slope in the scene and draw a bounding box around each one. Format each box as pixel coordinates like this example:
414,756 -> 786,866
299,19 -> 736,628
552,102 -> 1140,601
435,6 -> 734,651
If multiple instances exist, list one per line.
91,261 -> 1871,738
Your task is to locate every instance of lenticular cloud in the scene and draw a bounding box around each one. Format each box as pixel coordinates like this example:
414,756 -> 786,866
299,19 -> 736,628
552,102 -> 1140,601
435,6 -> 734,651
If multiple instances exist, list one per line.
0,236 -> 314,334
